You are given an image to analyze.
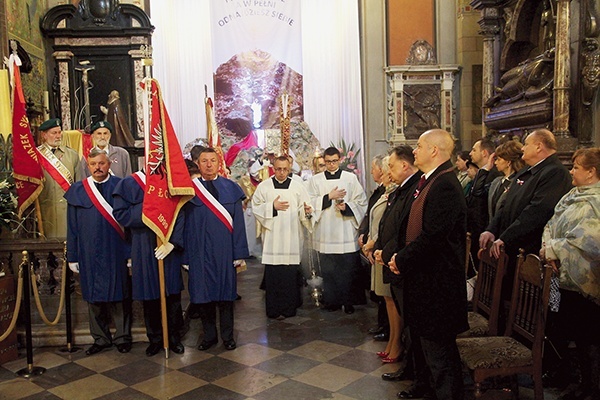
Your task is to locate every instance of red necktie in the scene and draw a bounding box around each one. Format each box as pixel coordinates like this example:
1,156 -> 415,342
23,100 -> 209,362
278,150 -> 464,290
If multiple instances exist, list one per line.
413,175 -> 426,198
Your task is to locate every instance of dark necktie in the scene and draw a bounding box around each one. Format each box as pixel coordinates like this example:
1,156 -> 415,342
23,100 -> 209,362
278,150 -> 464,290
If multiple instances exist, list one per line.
95,182 -> 105,199
413,175 -> 426,197
205,180 -> 219,201
51,148 -> 57,154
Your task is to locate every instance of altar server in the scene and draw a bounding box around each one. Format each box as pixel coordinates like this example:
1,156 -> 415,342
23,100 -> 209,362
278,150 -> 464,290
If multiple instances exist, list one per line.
183,148 -> 249,351
37,118 -> 81,237
308,146 -> 368,313
65,148 -> 131,355
252,156 -> 312,319
112,171 -> 185,356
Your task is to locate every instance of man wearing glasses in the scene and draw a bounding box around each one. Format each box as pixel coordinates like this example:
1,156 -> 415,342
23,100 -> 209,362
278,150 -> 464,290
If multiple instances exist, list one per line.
308,147 -> 368,314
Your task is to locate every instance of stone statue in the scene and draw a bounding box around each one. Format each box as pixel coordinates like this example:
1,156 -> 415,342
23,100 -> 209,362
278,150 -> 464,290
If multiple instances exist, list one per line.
485,50 -> 555,108
541,0 -> 556,52
100,90 -> 135,147
581,38 -> 600,106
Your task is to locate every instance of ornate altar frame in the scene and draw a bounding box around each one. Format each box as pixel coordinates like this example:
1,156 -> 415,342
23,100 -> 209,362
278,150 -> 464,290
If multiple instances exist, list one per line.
40,3 -> 153,136
384,64 -> 461,145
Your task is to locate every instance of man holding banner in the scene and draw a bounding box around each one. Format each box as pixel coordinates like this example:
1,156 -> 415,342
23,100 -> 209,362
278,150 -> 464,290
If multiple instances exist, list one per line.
65,148 -> 131,355
37,118 -> 81,237
113,171 -> 186,356
184,147 -> 249,351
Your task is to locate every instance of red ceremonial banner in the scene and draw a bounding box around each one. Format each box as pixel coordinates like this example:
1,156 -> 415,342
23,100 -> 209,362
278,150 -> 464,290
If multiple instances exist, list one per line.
11,64 -> 44,217
142,79 -> 195,243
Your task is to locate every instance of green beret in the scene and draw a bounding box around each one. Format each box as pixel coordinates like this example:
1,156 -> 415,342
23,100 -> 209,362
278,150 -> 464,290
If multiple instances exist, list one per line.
91,120 -> 113,133
39,118 -> 61,131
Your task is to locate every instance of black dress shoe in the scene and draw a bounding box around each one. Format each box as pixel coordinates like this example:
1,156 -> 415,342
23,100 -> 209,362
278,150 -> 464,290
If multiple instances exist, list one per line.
85,343 -> 111,356
223,339 -> 237,350
117,342 -> 132,353
382,369 -> 414,382
146,343 -> 162,357
398,384 -> 435,399
344,305 -> 355,314
373,332 -> 390,341
368,326 -> 385,334
170,342 -> 185,354
197,339 -> 218,351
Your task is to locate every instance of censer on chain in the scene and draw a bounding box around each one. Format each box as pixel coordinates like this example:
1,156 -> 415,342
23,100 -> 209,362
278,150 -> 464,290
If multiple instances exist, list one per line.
304,212 -> 323,307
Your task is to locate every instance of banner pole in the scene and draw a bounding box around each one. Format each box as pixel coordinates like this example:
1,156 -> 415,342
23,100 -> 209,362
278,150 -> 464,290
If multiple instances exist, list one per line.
34,199 -> 44,238
156,236 -> 170,359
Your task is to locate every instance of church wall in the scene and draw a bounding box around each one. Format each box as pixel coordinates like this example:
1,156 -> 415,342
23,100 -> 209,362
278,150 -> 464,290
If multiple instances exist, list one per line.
456,2 -> 483,151
387,0 -> 435,65
360,0 -> 389,193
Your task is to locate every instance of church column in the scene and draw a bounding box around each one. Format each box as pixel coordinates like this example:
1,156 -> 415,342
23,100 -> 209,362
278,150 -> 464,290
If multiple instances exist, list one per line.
53,51 -> 74,131
471,1 -> 502,136
128,43 -> 151,139
481,26 -> 499,135
553,0 -> 572,137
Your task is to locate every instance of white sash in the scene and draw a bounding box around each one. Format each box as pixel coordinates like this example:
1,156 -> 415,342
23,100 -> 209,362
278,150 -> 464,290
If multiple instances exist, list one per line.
193,179 -> 233,232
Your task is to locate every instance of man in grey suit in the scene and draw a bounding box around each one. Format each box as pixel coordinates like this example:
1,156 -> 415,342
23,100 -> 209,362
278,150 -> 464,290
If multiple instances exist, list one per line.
81,121 -> 132,178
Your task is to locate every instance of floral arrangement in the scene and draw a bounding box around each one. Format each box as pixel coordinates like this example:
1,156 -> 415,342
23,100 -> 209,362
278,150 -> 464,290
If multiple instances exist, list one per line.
329,139 -> 361,176
0,178 -> 17,233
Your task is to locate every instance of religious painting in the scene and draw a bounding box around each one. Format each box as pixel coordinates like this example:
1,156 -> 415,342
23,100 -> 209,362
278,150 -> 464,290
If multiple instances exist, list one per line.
403,84 -> 441,139
210,1 -> 304,142
6,0 -> 45,50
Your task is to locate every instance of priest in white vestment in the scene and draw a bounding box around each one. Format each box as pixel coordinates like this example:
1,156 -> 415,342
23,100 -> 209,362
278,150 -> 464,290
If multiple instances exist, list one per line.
253,156 -> 312,319
308,147 -> 368,314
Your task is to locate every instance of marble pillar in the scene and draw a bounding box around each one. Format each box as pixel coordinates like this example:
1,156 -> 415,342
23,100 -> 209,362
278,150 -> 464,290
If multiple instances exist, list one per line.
553,0 -> 572,137
54,51 -> 74,131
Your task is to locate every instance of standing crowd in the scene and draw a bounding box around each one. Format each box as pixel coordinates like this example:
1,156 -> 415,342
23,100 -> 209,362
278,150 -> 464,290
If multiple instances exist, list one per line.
36,115 -> 599,400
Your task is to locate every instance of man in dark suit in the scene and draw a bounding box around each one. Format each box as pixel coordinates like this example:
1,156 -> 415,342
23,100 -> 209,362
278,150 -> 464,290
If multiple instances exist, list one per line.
466,137 -> 501,275
358,155 -> 388,338
480,129 -> 572,260
373,145 -> 422,384
389,129 -> 468,400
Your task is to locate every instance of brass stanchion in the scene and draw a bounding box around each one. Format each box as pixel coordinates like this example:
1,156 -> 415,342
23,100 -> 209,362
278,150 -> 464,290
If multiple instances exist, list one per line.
17,251 -> 46,378
60,242 -> 82,353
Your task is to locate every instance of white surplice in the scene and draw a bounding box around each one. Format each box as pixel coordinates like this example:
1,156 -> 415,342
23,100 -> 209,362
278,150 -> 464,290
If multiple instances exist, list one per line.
308,170 -> 367,254
253,177 -> 312,265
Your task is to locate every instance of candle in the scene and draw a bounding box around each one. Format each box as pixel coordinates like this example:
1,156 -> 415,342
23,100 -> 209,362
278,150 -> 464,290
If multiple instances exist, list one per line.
43,91 -> 50,120
0,70 -> 11,139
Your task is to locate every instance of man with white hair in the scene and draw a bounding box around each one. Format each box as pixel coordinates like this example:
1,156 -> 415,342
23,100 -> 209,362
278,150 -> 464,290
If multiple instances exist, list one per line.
81,121 -> 132,178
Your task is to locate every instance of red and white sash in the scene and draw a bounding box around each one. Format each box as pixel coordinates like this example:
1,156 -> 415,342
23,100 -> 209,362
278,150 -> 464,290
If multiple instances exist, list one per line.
193,179 -> 233,233
37,146 -> 73,192
82,177 -> 125,239
132,171 -> 146,188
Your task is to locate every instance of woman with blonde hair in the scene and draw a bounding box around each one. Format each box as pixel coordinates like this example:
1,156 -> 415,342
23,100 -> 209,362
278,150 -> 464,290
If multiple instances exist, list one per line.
362,156 -> 403,363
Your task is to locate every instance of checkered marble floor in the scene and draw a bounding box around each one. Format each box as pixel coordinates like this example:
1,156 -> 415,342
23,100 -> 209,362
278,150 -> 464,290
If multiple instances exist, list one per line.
0,259 -> 560,400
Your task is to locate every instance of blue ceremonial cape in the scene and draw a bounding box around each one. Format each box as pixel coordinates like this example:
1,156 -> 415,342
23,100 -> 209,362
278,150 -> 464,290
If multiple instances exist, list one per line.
183,176 -> 249,303
112,174 -> 184,301
65,176 -> 130,303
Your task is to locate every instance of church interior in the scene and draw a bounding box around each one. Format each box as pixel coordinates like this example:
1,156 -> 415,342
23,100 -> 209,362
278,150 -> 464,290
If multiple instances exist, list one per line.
0,0 -> 598,399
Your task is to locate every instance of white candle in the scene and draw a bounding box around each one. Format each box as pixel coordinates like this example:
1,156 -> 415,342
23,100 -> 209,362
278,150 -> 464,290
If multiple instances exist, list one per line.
43,91 -> 50,120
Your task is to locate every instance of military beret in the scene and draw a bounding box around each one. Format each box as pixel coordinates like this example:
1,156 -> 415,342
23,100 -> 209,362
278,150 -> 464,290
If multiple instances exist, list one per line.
39,118 -> 61,131
90,120 -> 113,133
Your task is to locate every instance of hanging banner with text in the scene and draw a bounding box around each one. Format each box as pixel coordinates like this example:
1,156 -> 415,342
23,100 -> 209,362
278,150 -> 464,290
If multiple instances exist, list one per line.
210,0 -> 303,144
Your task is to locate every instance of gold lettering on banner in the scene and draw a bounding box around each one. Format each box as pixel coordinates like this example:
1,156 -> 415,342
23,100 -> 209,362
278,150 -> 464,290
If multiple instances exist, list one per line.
157,214 -> 168,229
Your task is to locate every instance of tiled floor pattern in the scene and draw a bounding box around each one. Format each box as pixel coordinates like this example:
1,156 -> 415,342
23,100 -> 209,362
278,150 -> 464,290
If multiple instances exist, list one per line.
1,259 -> 560,399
